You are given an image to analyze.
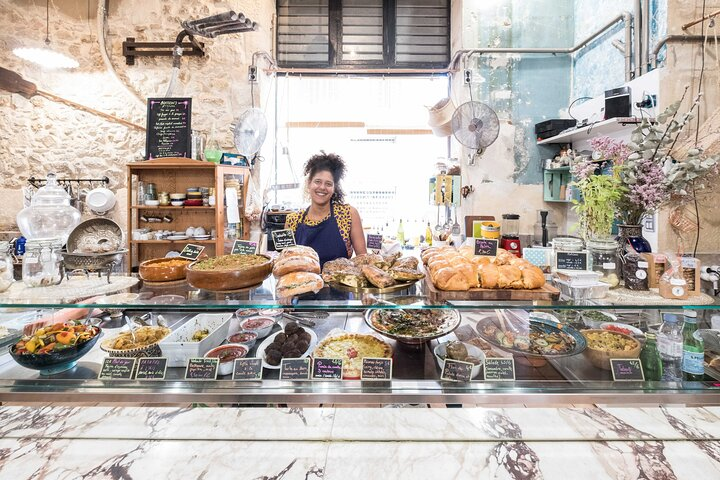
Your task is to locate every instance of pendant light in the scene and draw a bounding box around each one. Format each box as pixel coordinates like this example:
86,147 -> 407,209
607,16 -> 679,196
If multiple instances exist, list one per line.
13,0 -> 79,69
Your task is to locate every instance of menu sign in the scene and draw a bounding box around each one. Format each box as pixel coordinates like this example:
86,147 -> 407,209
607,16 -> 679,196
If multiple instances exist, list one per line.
146,98 -> 192,159
179,244 -> 205,261
474,238 -> 499,257
231,240 -> 257,255
136,357 -> 168,380
233,358 -> 263,381
272,229 -> 296,251
610,359 -> 645,381
280,358 -> 311,380
440,359 -> 474,382
361,357 -> 392,380
555,251 -> 589,271
185,358 -> 218,380
312,358 -> 343,380
366,234 -> 383,251
98,358 -> 136,380
483,358 -> 515,381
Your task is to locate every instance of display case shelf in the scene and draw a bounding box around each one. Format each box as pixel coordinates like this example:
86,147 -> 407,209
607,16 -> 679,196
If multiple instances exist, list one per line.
536,117 -> 653,145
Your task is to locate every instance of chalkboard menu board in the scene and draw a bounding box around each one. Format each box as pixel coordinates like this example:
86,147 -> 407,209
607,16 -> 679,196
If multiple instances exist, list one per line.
179,244 -> 205,261
146,97 -> 192,159
233,358 -> 263,380
272,229 -> 296,251
312,358 -> 343,380
280,358 -> 311,380
440,359 -> 474,382
555,251 -> 589,271
474,238 -> 499,256
98,358 -> 136,380
366,234 -> 383,251
483,358 -> 515,381
231,240 -> 257,255
136,357 -> 168,380
185,358 -> 218,380
361,358 -> 392,380
610,359 -> 645,381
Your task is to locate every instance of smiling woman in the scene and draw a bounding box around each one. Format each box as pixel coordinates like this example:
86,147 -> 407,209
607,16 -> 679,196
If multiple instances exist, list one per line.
285,152 -> 367,265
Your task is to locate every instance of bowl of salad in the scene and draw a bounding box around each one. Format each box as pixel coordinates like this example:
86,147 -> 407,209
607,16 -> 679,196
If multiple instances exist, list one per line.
10,322 -> 102,375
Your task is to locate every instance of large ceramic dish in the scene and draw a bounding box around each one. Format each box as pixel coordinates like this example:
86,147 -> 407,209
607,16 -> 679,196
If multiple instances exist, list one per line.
312,332 -> 393,379
256,326 -> 317,370
100,326 -> 171,358
329,279 -> 419,294
186,254 -> 273,291
139,258 -> 192,282
364,308 -> 461,345
581,329 -> 641,370
10,327 -> 101,375
160,313 -> 233,367
66,218 -> 124,254
476,316 -> 586,358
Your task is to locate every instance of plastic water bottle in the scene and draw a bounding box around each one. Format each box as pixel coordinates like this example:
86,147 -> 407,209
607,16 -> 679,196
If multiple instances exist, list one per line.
657,313 -> 683,382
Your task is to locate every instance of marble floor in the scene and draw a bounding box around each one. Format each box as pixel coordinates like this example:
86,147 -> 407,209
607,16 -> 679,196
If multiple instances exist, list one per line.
1,405 -> 720,479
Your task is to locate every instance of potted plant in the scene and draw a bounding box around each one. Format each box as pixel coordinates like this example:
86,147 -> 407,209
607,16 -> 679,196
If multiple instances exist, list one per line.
570,156 -> 622,242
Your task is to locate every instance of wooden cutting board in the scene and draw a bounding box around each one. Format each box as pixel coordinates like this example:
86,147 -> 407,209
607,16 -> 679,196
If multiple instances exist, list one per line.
423,275 -> 560,301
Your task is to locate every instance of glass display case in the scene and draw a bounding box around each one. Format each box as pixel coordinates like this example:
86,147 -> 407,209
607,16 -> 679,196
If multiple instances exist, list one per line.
0,275 -> 718,406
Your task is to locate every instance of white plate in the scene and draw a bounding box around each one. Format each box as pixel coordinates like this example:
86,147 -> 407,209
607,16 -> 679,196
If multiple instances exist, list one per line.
600,322 -> 644,336
255,326 -> 318,370
166,235 -> 189,241
193,235 -> 211,240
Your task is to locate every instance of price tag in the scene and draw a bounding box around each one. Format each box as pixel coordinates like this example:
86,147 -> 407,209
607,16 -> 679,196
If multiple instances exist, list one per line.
185,358 -> 218,380
554,251 -> 589,271
361,357 -> 393,381
366,234 -> 383,250
179,244 -> 205,261
610,359 -> 645,381
232,358 -> 263,381
231,240 -> 257,255
602,263 -> 617,269
483,358 -> 515,381
312,357 -> 343,380
280,358 -> 311,380
135,357 -> 168,380
98,357 -> 136,380
474,238 -> 499,257
681,257 -> 698,268
271,229 -> 296,251
440,359 -> 474,382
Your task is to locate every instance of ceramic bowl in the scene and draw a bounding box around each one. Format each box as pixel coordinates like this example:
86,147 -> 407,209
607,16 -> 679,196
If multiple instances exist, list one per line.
170,201 -> 184,206
170,193 -> 186,200
139,257 -> 192,282
581,329 -> 641,370
205,344 -> 249,376
433,341 -> 485,379
185,254 -> 273,292
239,316 -> 276,339
227,331 -> 258,350
9,327 -> 102,376
144,199 -> 160,207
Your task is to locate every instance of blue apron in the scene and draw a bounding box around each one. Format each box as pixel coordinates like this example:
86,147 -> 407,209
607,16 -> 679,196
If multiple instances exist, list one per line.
295,204 -> 349,267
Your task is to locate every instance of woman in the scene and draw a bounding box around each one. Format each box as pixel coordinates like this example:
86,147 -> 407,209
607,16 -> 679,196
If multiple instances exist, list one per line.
285,152 -> 367,266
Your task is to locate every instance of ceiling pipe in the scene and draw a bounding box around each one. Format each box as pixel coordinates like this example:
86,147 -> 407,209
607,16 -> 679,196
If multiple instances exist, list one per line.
448,12 -> 634,82
633,0 -> 642,77
641,0 -> 650,75
650,35 -> 707,69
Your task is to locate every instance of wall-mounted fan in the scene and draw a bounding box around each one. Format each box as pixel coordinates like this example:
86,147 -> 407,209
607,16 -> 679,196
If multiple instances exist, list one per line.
451,101 -> 500,155
233,107 -> 268,159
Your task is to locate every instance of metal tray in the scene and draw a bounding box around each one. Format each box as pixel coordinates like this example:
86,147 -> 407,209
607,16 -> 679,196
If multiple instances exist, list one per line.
329,279 -> 418,295
364,307 -> 461,345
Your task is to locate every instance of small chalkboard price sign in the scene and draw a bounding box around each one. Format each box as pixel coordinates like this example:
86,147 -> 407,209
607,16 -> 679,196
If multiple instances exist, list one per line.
272,229 -> 296,251
610,359 -> 645,381
280,358 -> 311,380
136,357 -> 168,380
146,97 -> 192,159
555,250 -> 589,271
179,244 -> 205,261
366,234 -> 383,251
361,357 -> 392,380
231,240 -> 257,255
312,358 -> 343,380
474,238 -> 499,257
440,359 -> 474,382
233,358 -> 263,381
185,358 -> 218,380
483,358 -> 515,381
98,357 -> 136,380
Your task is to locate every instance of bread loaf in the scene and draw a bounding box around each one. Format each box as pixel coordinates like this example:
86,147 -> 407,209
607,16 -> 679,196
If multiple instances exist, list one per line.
433,266 -> 471,291
278,245 -> 319,263
273,255 -> 321,277
522,266 -> 546,289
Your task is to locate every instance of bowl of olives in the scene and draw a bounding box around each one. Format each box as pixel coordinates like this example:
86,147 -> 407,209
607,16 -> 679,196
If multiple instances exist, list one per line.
433,340 -> 486,379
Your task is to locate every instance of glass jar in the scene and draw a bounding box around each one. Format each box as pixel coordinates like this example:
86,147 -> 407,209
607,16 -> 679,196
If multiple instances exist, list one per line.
15,173 -> 81,244
22,239 -> 63,287
0,241 -> 14,293
551,236 -> 584,272
623,253 -> 649,291
587,238 -> 620,288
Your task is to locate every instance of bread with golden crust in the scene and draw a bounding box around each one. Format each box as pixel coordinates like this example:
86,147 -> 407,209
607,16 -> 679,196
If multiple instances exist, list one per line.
433,266 -> 471,291
478,263 -> 499,289
497,265 -> 523,289
521,265 -> 546,289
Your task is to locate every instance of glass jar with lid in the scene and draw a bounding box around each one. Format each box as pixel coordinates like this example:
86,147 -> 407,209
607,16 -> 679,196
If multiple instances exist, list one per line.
587,238 -> 620,288
15,173 -> 81,245
22,239 -> 63,287
0,241 -> 14,292
551,236 -> 584,271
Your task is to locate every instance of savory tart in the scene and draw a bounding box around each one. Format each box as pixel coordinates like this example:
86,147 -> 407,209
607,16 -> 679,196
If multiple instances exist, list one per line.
313,333 -> 392,378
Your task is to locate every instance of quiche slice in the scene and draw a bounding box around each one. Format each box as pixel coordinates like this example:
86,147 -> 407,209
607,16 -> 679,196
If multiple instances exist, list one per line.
312,333 -> 393,378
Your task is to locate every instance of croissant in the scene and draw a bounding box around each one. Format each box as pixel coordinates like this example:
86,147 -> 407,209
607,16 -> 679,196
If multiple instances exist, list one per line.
433,266 -> 471,291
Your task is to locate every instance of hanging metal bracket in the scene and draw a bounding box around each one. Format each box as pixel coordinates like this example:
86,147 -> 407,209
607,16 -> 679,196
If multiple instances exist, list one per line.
122,35 -> 205,66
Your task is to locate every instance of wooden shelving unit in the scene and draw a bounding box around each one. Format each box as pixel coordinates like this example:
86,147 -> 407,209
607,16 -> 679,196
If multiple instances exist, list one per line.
126,157 -> 250,272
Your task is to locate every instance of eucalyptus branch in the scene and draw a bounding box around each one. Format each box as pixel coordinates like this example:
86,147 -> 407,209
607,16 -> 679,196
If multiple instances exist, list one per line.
668,92 -> 704,157
651,85 -> 690,161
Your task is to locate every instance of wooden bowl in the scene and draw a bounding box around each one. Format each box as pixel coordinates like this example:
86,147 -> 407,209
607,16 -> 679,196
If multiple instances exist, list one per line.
581,329 -> 641,370
185,254 -> 273,291
139,258 -> 192,282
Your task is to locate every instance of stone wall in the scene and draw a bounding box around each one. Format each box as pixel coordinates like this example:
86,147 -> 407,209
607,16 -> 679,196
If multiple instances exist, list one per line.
658,0 -> 720,254
0,0 -> 274,234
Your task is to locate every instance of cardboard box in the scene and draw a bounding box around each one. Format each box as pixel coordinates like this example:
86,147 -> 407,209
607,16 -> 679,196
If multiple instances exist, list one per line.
681,256 -> 701,296
640,253 -> 666,288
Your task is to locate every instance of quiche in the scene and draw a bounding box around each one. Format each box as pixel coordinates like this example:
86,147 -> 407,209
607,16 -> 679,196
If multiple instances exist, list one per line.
312,333 -> 393,378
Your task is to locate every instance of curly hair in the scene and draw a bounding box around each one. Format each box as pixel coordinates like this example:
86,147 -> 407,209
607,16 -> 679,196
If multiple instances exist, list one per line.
304,151 -> 346,203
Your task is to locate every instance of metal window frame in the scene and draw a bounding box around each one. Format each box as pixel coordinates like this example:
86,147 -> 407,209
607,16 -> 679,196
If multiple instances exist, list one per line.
277,0 -> 450,69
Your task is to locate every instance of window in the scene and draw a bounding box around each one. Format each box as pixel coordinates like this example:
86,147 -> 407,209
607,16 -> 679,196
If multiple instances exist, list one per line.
277,0 -> 450,68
